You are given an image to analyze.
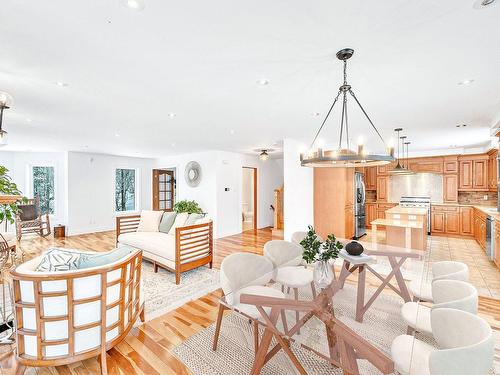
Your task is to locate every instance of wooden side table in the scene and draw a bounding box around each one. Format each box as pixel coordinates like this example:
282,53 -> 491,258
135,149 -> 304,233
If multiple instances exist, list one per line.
54,225 -> 66,238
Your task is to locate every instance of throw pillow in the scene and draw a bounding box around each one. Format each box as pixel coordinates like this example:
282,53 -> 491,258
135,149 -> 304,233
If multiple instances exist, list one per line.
78,246 -> 134,269
168,212 -> 189,235
35,248 -> 82,272
185,213 -> 204,226
136,210 -> 163,232
159,211 -> 177,233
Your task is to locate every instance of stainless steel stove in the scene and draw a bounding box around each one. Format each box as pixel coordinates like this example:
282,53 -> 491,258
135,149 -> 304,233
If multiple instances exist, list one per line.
399,196 -> 431,234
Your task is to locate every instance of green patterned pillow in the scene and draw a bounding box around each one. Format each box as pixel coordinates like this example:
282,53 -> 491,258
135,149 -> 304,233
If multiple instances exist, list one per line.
35,248 -> 82,272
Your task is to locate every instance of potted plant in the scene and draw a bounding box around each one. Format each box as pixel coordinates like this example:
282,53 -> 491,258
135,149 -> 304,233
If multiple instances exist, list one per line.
300,225 -> 343,288
0,166 -> 24,227
173,200 -> 203,214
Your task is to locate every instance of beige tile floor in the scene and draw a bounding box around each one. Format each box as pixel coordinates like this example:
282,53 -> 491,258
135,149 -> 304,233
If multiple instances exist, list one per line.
365,230 -> 500,298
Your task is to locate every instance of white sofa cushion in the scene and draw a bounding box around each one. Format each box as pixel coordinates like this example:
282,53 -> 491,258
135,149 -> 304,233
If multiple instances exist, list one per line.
168,212 -> 189,235
137,210 -> 163,232
118,231 -> 175,261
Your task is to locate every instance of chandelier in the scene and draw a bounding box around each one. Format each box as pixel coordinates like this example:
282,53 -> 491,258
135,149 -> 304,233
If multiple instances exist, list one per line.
0,91 -> 12,146
300,49 -> 394,168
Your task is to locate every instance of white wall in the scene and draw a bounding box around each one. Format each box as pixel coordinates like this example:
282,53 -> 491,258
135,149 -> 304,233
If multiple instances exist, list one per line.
66,152 -> 154,235
283,138 -> 313,240
0,151 -> 68,229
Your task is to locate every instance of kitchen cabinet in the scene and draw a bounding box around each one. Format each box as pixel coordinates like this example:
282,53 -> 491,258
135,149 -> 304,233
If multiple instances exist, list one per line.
377,165 -> 388,176
488,149 -> 497,191
431,211 -> 445,233
408,158 -> 443,174
444,211 -> 460,234
459,155 -> 489,191
431,205 -> 462,235
443,174 -> 458,203
473,208 -> 487,251
460,206 -> 474,236
376,176 -> 388,202
314,167 -> 355,240
443,156 -> 458,174
366,203 -> 376,229
365,167 -> 377,190
494,220 -> 500,268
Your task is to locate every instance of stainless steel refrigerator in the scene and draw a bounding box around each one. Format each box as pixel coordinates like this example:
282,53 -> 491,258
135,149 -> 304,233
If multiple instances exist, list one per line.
354,172 -> 366,239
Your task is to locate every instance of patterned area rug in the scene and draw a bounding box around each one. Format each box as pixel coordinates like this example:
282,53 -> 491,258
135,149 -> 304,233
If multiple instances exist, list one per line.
172,283 -> 496,375
141,260 -> 220,320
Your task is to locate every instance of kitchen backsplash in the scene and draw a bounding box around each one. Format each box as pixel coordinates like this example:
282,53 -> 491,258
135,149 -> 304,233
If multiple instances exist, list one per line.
388,173 -> 444,203
458,191 -> 497,205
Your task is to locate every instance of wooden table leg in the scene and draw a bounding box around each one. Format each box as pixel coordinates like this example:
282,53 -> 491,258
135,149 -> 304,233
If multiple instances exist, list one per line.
251,308 -> 280,375
355,266 -> 366,323
388,256 -> 412,302
338,261 -> 351,290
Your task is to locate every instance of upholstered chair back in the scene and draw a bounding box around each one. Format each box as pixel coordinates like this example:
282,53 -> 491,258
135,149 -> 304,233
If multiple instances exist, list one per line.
432,261 -> 468,282
220,253 -> 274,305
429,308 -> 493,375
431,279 -> 478,314
264,240 -> 303,268
10,249 -> 143,366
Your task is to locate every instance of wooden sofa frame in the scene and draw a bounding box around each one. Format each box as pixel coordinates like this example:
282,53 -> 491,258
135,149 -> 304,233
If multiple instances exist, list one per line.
9,250 -> 144,374
116,214 -> 213,284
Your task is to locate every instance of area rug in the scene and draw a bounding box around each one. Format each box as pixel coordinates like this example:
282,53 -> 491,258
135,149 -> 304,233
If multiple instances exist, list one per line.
172,283 -> 496,375
141,260 -> 219,321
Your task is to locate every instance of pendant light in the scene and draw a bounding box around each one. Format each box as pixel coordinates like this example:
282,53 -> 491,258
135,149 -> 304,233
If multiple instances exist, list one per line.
388,128 -> 407,174
259,150 -> 269,161
404,140 -> 414,174
300,48 -> 395,168
0,91 -> 12,147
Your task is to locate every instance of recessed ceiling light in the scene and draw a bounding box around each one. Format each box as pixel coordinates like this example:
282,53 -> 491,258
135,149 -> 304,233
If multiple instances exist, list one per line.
257,79 -> 269,86
121,0 -> 145,11
26,118 -> 32,123
456,124 -> 467,128
458,79 -> 474,86
310,112 -> 321,117
115,133 -> 121,137
55,81 -> 68,87
168,112 -> 176,118
171,142 -> 176,147
229,129 -> 235,135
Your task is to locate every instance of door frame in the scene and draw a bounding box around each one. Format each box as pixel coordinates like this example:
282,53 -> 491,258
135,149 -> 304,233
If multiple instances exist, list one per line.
242,166 -> 257,232
152,169 -> 175,211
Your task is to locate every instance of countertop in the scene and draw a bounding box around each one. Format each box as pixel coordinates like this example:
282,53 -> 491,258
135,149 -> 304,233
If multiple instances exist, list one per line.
385,206 -> 428,215
371,218 -> 424,229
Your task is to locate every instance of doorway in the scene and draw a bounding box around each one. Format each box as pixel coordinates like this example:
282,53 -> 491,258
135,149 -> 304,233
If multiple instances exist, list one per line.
152,169 -> 175,211
242,167 -> 257,232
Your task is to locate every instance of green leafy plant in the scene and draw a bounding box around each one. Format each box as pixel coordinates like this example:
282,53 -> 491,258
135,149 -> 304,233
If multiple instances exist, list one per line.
173,199 -> 203,214
0,166 -> 25,224
300,225 -> 343,264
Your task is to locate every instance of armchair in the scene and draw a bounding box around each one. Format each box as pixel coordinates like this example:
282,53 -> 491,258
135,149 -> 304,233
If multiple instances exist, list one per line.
15,196 -> 51,241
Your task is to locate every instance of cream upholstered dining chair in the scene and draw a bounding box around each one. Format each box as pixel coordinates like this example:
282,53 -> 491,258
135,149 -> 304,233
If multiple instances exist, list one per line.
212,252 -> 285,354
409,261 -> 469,302
402,279 -> 478,336
263,240 -> 316,331
391,308 -> 494,375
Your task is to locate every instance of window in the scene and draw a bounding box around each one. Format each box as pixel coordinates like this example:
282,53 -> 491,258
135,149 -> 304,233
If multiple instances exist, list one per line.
115,168 -> 136,212
32,166 -> 55,214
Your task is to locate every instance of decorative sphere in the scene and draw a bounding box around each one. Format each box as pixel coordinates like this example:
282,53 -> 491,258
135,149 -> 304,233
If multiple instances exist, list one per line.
346,241 -> 364,256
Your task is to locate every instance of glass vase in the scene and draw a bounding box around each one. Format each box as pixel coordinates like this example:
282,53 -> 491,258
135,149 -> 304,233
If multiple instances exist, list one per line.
313,260 -> 334,289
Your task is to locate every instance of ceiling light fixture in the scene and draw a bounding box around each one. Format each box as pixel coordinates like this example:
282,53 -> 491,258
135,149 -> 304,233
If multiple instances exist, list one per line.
259,150 -> 270,161
55,81 -> 68,87
26,118 -> 32,123
388,129 -> 412,174
403,140 -> 414,174
456,124 -> 467,128
473,0 -> 496,8
301,48 -> 394,168
121,0 -> 145,11
168,112 -> 176,118
458,79 -> 474,86
0,91 -> 13,146
229,129 -> 235,135
257,79 -> 269,86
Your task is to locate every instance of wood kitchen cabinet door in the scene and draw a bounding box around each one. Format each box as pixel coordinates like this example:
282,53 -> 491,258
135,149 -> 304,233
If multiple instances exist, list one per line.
345,205 -> 355,239
443,156 -> 458,174
443,174 -> 458,203
431,212 -> 445,233
376,176 -> 388,201
459,160 -> 473,190
365,167 -> 377,190
444,212 -> 460,234
473,160 -> 488,190
366,203 -> 376,229
488,150 -> 497,191
460,207 -> 474,236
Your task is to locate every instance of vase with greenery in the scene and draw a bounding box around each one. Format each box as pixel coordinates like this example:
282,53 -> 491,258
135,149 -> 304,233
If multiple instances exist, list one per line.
0,166 -> 24,226
173,199 -> 203,214
300,225 -> 343,288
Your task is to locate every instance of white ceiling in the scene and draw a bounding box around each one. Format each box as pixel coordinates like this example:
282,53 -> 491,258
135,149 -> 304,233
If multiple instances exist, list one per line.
0,0 -> 499,158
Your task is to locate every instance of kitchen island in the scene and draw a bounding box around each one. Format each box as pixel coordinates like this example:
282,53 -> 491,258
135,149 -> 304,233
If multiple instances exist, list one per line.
371,205 -> 428,250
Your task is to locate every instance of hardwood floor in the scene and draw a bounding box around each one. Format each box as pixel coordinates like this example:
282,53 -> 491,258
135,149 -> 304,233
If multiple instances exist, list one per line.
1,228 -> 499,374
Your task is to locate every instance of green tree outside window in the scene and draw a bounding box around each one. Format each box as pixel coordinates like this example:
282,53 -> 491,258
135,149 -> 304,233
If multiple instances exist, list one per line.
115,169 -> 136,212
32,166 -> 55,214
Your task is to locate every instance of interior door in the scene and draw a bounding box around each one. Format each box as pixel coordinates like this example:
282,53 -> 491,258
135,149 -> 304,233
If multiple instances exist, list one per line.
153,169 -> 175,211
